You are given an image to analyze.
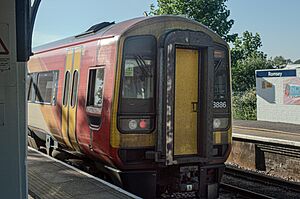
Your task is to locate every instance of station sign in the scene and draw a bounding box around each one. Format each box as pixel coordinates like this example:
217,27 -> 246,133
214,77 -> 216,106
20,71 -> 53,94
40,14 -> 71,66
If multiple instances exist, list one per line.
256,69 -> 296,78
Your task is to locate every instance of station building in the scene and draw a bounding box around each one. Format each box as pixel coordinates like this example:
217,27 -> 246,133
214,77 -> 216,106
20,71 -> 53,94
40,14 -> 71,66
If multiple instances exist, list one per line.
256,64 -> 300,124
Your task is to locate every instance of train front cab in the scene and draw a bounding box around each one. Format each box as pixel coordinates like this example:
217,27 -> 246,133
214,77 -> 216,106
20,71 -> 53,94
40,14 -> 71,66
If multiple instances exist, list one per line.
111,17 -> 231,199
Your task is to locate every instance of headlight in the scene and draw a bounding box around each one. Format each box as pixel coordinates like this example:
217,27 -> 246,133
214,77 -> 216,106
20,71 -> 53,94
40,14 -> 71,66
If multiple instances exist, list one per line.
213,118 -> 228,129
128,119 -> 138,130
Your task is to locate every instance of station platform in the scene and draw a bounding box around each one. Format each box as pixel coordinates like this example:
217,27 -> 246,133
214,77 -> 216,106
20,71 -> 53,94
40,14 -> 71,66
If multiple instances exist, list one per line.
27,147 -> 139,199
232,120 -> 300,147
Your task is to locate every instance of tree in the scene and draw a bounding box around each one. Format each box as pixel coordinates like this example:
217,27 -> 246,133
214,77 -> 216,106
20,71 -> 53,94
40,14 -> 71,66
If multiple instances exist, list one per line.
231,31 -> 265,65
232,54 -> 272,92
150,0 -> 236,41
269,56 -> 292,68
231,31 -> 272,92
230,32 -> 270,120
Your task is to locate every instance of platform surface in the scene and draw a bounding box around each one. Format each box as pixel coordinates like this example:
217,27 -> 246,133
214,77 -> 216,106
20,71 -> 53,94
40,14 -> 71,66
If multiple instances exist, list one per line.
233,120 -> 300,147
27,148 -> 139,199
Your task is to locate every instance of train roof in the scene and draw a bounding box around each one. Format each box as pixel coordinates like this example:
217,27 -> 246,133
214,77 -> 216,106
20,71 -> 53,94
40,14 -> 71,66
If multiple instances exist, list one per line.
33,15 -> 226,54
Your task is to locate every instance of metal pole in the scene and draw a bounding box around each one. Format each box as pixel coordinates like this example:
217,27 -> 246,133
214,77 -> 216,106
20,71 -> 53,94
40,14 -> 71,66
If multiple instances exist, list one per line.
0,0 -> 27,198
0,0 -> 39,198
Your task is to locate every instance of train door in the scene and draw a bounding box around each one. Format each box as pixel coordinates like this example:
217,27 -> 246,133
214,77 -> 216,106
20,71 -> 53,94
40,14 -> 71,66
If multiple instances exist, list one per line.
174,48 -> 199,156
158,30 -> 214,165
61,47 -> 82,151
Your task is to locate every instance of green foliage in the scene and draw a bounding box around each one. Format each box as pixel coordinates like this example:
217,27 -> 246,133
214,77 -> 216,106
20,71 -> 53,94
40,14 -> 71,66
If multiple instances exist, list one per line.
233,89 -> 257,120
269,56 -> 292,67
150,0 -> 235,41
230,31 -> 273,120
231,31 -> 264,66
294,59 -> 300,64
231,31 -> 272,92
232,54 -> 272,92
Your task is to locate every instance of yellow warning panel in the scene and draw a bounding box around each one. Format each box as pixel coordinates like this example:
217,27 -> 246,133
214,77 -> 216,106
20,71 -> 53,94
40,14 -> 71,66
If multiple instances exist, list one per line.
174,48 -> 199,156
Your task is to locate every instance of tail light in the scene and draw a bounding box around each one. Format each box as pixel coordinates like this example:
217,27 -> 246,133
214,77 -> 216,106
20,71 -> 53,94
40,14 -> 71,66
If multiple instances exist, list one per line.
118,117 -> 154,133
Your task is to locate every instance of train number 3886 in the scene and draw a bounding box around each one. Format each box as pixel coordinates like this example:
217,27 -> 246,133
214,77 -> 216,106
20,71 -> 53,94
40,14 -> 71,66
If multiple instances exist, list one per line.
213,101 -> 227,109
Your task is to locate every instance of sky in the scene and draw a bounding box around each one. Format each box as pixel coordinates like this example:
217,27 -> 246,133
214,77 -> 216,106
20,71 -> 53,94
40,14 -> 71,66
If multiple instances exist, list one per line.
33,0 -> 300,61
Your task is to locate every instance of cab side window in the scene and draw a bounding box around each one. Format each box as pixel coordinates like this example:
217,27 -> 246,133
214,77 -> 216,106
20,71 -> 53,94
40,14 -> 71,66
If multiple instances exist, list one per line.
87,67 -> 105,108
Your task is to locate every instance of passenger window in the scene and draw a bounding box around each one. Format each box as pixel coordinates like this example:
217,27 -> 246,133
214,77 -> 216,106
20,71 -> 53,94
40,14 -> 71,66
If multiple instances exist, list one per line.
63,71 -> 71,106
35,71 -> 58,104
71,70 -> 79,107
87,68 -> 105,108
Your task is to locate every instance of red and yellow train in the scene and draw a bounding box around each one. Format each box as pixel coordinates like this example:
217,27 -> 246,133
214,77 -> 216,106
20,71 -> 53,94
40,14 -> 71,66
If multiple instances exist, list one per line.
27,15 -> 232,198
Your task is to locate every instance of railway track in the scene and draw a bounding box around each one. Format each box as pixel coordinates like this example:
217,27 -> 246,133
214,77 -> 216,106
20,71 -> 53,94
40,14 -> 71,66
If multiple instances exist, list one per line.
225,166 -> 300,192
220,183 -> 273,199
223,166 -> 300,198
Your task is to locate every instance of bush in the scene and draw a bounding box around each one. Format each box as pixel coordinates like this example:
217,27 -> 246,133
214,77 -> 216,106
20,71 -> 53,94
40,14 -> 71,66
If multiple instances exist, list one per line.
232,88 -> 257,120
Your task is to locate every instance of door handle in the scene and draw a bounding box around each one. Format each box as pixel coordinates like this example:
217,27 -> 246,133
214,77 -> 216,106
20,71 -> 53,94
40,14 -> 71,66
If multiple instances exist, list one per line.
191,102 -> 198,112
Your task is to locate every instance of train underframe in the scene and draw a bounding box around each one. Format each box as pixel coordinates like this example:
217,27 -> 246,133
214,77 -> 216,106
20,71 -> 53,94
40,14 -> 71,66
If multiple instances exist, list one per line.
119,163 -> 225,199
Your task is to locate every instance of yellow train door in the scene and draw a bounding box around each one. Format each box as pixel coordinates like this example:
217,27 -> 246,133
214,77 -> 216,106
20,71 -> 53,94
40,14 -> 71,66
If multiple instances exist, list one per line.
174,48 -> 199,156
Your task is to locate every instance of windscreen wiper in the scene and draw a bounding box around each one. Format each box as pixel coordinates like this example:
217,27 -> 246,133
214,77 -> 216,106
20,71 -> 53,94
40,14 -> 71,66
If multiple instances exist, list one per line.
137,55 -> 152,76
134,55 -> 151,78
214,59 -> 222,72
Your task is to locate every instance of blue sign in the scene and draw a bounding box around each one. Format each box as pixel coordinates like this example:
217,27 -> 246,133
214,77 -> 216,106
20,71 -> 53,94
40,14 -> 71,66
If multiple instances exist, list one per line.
256,69 -> 296,78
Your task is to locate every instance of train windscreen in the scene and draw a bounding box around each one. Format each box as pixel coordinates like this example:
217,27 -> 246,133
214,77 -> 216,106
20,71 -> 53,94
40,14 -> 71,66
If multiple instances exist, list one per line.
119,35 -> 156,114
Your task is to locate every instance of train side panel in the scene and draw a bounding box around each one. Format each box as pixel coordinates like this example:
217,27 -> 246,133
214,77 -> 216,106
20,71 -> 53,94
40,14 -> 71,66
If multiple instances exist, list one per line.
28,49 -> 66,144
76,38 -> 120,166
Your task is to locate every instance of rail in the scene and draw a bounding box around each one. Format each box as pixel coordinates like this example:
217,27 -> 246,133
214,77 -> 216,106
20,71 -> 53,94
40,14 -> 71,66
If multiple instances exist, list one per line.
220,183 -> 273,199
223,166 -> 300,198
